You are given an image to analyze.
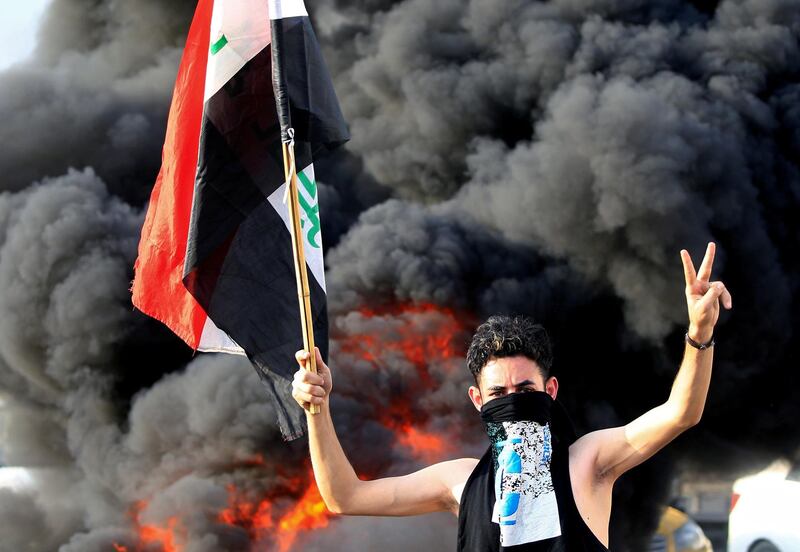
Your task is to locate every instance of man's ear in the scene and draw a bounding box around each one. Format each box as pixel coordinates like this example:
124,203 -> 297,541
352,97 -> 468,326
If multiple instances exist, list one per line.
545,376 -> 559,400
468,385 -> 483,412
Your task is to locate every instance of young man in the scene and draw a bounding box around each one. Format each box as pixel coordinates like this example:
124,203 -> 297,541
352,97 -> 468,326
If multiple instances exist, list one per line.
291,242 -> 732,550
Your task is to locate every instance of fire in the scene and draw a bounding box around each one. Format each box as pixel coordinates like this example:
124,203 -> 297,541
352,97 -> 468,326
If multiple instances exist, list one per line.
337,301 -> 471,463
110,301 -> 468,552
218,484 -> 274,530
397,424 -> 448,462
275,483 -> 330,552
115,474 -> 331,552
140,517 -> 179,552
215,472 -> 332,551
113,502 -> 181,552
342,302 -> 467,374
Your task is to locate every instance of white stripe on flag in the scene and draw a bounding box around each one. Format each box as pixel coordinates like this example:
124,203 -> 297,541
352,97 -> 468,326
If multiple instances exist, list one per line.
267,163 -> 327,293
268,0 -> 308,20
205,0 -> 272,102
198,315 -> 246,354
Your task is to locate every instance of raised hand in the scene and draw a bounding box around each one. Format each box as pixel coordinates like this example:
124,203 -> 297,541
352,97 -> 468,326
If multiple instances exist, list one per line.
292,347 -> 333,411
680,242 -> 733,343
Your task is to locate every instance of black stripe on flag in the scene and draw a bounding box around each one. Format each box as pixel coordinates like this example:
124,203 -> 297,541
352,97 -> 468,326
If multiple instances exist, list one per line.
271,15 -> 349,149
185,45 -> 292,274
208,195 -> 328,440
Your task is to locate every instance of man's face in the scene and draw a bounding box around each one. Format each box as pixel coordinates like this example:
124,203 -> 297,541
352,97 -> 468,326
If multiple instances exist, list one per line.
467,355 -> 558,411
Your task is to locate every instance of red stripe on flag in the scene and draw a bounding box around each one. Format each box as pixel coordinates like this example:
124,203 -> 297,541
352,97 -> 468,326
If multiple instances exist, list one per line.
131,0 -> 214,349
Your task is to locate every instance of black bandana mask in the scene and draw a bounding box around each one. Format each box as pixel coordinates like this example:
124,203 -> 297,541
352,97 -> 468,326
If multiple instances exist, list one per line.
480,391 -> 562,546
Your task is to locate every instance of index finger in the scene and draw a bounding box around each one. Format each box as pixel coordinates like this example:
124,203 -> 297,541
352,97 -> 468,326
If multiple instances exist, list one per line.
697,242 -> 716,281
294,368 -> 324,385
680,249 -> 697,286
295,349 -> 310,365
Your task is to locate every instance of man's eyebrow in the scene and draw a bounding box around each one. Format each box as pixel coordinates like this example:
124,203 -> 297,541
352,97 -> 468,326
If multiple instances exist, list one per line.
513,380 -> 536,388
487,385 -> 506,392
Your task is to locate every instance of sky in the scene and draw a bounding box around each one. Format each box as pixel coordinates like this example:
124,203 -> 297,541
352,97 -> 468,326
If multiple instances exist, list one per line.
0,1 -> 52,70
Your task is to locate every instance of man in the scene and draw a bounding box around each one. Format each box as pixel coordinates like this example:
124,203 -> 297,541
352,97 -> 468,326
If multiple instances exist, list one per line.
291,242 -> 732,549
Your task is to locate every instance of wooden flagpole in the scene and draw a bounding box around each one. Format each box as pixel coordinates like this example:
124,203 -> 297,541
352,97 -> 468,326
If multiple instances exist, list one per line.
281,139 -> 320,415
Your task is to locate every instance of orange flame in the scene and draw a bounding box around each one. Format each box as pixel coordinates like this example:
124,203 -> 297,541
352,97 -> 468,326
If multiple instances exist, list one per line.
275,483 -> 330,552
113,302 -> 468,551
341,302 -> 467,377
112,501 -> 182,552
397,424 -> 448,462
214,471 -> 332,551
338,302 -> 470,463
217,484 -> 274,532
140,517 -> 179,552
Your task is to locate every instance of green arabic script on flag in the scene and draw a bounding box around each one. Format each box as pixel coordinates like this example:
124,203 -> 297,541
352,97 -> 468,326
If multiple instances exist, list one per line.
298,171 -> 321,249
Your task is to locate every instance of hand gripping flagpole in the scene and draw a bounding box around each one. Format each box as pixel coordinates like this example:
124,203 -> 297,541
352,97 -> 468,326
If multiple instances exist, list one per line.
281,129 -> 321,416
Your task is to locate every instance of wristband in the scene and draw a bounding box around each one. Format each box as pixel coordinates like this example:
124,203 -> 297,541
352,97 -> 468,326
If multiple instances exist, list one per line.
685,331 -> 714,350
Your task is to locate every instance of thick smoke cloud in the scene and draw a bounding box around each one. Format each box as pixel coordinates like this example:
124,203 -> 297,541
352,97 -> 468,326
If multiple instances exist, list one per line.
0,169 -> 140,474
326,200 -> 576,313
324,0 -> 578,200
0,0 -> 798,550
0,0 -> 196,202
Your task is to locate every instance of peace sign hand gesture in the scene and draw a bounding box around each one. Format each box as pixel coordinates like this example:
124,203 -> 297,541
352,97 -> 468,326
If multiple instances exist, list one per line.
680,242 -> 733,344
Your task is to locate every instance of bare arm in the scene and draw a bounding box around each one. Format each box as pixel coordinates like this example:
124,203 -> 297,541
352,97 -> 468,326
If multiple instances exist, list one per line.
574,242 -> 733,481
292,348 -> 477,515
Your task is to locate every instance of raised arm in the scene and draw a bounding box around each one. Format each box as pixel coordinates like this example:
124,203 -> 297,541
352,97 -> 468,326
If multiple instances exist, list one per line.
575,242 -> 733,482
292,348 -> 477,516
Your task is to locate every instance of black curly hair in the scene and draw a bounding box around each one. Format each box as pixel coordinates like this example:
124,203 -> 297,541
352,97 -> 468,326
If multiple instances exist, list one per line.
466,315 -> 553,383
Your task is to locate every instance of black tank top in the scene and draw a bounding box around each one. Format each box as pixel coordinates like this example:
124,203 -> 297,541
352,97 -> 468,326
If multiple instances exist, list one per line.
456,400 -> 608,552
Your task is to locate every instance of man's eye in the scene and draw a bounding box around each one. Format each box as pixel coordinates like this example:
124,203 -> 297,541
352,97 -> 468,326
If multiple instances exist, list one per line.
521,387 -> 535,393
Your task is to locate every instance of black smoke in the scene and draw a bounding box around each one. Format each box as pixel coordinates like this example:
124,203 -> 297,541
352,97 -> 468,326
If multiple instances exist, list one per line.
0,0 -> 798,550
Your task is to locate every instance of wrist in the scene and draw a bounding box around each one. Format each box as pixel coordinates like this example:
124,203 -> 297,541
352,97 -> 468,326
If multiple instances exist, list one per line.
686,327 -> 714,350
307,400 -> 331,418
687,324 -> 713,344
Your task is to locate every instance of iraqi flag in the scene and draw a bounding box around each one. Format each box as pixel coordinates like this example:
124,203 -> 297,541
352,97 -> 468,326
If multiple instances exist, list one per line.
132,0 -> 349,440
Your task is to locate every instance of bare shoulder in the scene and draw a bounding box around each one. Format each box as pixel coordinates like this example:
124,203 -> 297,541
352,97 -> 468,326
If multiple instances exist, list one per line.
569,427 -> 625,482
428,457 -> 479,514
570,429 -> 610,457
431,457 -> 480,478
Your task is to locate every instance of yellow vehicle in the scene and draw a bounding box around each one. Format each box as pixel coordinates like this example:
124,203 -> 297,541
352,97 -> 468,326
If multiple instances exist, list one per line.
649,506 -> 713,552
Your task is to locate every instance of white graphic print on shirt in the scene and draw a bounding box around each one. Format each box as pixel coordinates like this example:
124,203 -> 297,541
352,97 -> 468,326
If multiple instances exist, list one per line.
491,420 -> 561,546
